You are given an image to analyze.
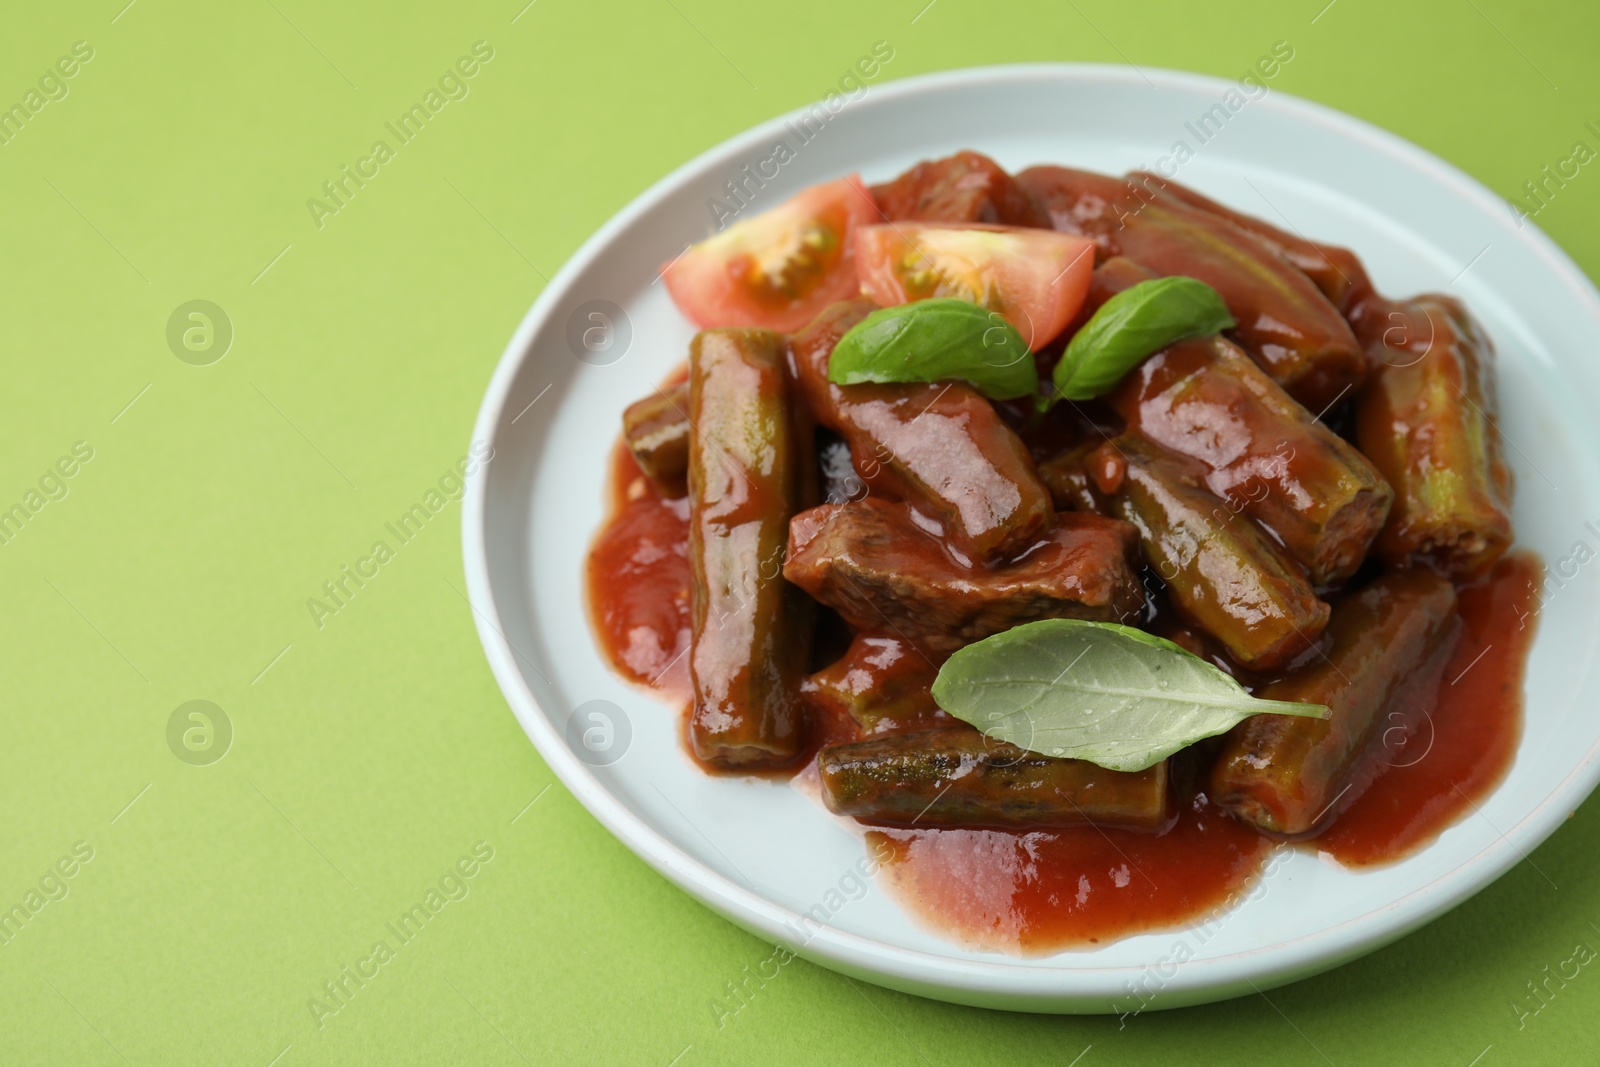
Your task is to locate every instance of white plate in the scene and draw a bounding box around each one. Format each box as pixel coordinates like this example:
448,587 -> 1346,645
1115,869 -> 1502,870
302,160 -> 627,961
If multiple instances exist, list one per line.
463,64 -> 1600,1013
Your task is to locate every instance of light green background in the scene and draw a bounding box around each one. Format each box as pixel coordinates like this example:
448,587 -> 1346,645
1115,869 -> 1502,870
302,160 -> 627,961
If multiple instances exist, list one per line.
2,1 -> 1597,1063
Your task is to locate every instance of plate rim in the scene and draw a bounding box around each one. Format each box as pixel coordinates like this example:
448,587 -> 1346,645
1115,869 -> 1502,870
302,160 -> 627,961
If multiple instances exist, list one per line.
462,61 -> 1600,1011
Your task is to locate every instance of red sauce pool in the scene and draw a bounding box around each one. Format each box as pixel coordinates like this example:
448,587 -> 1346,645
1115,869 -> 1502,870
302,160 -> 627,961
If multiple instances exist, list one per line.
587,430 -> 1542,952
1312,552 -> 1540,866
586,444 -> 692,702
865,792 -> 1273,953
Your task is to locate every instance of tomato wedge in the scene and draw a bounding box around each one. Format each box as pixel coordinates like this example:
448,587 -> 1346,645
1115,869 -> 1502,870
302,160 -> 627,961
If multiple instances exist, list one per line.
853,223 -> 1096,350
662,174 -> 878,333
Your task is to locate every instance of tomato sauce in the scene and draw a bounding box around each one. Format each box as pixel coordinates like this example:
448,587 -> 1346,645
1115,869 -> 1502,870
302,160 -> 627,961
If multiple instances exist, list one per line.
586,444 -> 692,701
587,421 -> 1541,952
866,792 -> 1273,953
1312,552 -> 1539,866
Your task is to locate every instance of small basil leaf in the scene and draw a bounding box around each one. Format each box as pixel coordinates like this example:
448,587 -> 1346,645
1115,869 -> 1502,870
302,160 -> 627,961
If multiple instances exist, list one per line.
1050,276 -> 1234,404
931,618 -> 1327,773
828,299 -> 1037,401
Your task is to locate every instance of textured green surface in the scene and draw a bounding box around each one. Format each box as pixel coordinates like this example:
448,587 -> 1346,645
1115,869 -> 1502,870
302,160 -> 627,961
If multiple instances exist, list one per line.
2,1 -> 1597,1064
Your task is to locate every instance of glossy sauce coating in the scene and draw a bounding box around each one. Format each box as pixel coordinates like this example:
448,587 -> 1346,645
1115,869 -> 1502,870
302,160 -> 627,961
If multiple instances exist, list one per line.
1109,334 -> 1393,586
1017,165 -> 1366,410
1083,434 -> 1330,669
820,728 -> 1173,831
805,633 -> 950,735
791,300 -> 1054,561
1115,203 -> 1365,412
871,150 -> 1051,227
784,498 -> 1144,654
865,791 -> 1273,954
1314,553 -> 1537,864
1355,295 -> 1515,578
1210,570 -> 1460,835
686,329 -> 813,767
587,442 -> 692,698
1128,171 -> 1369,312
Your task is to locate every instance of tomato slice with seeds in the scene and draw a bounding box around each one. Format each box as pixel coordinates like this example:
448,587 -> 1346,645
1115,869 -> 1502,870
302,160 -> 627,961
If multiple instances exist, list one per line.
662,174 -> 878,333
852,223 -> 1096,349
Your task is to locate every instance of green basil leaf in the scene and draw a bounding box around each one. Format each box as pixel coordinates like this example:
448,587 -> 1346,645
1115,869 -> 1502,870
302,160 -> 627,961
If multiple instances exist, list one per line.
931,618 -> 1326,773
1049,276 -> 1234,404
828,299 -> 1037,401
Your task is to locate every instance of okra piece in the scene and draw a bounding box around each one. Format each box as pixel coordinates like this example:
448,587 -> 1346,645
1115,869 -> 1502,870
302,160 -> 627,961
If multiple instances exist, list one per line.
807,634 -> 948,736
1210,570 -> 1459,835
1127,171 -> 1371,313
791,300 -> 1054,562
687,329 -> 814,768
1355,295 -> 1515,578
1118,203 -> 1367,412
818,728 -> 1173,830
1019,165 -> 1367,411
622,382 -> 691,496
1109,334 -> 1393,587
1083,434 -> 1330,670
